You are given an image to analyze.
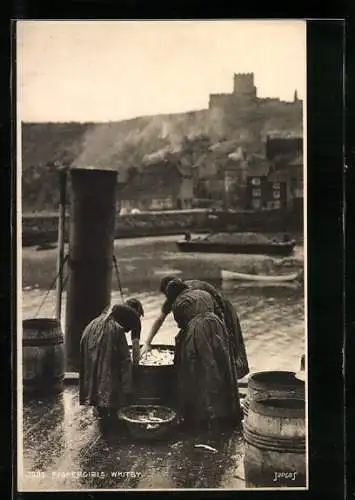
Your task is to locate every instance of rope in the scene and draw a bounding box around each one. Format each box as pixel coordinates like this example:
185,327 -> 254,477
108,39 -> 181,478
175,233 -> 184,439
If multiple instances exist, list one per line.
37,253 -> 124,316
112,253 -> 125,304
35,254 -> 68,318
62,272 -> 69,290
51,266 -> 70,317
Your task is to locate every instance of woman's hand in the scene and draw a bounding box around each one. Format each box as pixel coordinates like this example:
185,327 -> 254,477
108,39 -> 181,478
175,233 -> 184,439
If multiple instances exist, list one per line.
140,343 -> 152,358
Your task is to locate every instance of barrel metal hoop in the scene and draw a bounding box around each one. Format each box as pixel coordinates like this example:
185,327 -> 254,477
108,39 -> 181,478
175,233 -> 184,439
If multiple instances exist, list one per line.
243,424 -> 306,452
23,337 -> 64,347
248,400 -> 305,419
248,388 -> 304,398
243,429 -> 306,451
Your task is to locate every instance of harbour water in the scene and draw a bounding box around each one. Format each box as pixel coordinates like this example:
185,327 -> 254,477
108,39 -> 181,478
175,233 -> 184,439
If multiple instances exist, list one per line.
22,284 -> 305,374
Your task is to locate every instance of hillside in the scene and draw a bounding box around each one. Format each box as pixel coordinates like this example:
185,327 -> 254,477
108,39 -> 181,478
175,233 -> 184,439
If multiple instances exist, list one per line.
21,102 -> 302,211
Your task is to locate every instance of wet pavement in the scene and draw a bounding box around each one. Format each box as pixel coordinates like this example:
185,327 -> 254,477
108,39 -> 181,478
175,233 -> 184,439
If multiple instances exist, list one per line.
20,387 -> 245,491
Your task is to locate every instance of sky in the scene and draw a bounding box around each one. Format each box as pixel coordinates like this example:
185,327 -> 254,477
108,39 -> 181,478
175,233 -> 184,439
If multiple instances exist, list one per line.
17,20 -> 306,123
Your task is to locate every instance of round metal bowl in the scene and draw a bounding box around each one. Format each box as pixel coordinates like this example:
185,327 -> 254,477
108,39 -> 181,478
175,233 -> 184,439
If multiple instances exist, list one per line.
118,405 -> 177,441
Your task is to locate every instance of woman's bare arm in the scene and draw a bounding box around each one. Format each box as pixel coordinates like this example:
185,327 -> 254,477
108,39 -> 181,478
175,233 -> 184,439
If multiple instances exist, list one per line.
141,312 -> 167,356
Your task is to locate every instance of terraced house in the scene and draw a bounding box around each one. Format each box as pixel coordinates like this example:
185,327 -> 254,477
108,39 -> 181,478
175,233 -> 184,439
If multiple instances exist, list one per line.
245,137 -> 303,211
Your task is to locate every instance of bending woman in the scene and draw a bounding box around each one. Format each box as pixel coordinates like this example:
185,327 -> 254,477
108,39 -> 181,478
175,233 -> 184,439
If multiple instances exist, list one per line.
169,282 -> 242,429
79,298 -> 144,418
141,276 -> 249,379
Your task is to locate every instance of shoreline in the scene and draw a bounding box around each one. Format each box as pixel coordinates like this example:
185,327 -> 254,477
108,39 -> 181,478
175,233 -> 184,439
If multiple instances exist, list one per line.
21,234 -> 304,292
21,209 -> 303,247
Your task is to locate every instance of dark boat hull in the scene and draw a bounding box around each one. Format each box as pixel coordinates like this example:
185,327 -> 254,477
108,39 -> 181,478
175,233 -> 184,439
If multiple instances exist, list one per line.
176,240 -> 296,256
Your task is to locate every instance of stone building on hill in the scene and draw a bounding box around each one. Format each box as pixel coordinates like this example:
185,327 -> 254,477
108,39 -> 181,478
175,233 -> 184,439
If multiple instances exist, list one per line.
194,145 -> 249,208
118,160 -> 194,212
209,72 -> 302,111
246,135 -> 303,212
266,135 -> 303,196
245,156 -> 287,211
193,133 -> 303,213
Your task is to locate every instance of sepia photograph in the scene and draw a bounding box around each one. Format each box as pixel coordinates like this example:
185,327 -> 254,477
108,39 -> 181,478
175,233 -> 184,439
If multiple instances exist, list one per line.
17,19 -> 307,492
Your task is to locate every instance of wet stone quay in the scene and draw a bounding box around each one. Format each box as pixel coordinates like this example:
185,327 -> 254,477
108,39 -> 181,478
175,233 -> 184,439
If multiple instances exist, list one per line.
20,386 -> 245,491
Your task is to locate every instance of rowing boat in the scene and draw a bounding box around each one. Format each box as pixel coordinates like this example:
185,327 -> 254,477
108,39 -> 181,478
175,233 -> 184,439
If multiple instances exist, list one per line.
221,269 -> 301,282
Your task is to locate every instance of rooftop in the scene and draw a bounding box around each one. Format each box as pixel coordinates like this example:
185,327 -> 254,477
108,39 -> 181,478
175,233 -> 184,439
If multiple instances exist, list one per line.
120,162 -> 189,200
268,170 -> 292,182
247,155 -> 272,177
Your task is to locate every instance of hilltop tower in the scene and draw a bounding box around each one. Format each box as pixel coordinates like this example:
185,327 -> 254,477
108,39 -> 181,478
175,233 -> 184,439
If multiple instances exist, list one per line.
233,73 -> 257,100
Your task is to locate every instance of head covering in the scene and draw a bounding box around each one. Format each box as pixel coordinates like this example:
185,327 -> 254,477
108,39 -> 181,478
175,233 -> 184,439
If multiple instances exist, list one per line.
165,278 -> 189,304
110,303 -> 141,333
172,289 -> 215,329
160,275 -> 177,294
125,298 -> 144,317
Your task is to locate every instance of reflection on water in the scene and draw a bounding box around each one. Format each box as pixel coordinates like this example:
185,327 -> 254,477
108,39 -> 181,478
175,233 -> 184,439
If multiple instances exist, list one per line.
22,283 -> 304,374
22,236 -> 303,293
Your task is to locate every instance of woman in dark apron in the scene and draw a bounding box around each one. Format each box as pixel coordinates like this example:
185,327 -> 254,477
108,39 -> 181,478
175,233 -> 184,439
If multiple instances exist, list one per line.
79,298 -> 144,419
167,282 -> 242,430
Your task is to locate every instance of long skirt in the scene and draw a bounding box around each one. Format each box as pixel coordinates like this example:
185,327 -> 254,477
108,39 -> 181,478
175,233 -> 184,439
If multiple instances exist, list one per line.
221,298 -> 249,379
80,315 -> 133,412
174,312 -> 242,429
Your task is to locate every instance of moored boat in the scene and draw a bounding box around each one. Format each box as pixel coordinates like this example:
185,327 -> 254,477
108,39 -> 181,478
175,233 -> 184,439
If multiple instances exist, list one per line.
176,232 -> 296,257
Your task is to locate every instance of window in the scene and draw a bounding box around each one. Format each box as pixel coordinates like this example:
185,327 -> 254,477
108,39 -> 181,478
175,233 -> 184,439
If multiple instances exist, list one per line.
252,199 -> 261,209
251,177 -> 261,186
267,200 -> 281,209
295,188 -> 303,198
273,182 -> 280,189
252,188 -> 261,197
273,190 -> 280,199
164,198 -> 173,209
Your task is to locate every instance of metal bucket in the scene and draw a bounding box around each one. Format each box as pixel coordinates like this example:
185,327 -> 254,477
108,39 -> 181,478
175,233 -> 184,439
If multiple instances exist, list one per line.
132,345 -> 176,408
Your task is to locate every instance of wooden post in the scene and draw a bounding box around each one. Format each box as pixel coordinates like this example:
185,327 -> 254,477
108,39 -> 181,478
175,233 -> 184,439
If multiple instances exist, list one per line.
55,166 -> 67,321
65,167 -> 117,373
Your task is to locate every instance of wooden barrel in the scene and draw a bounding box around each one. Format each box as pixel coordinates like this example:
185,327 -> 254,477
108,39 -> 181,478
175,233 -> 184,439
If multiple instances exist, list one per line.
243,398 -> 306,488
22,318 -> 65,395
243,371 -> 305,418
132,345 -> 176,408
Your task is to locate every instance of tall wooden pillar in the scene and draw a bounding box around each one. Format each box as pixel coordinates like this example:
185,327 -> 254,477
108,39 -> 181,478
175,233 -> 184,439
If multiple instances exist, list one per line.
65,167 -> 117,372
